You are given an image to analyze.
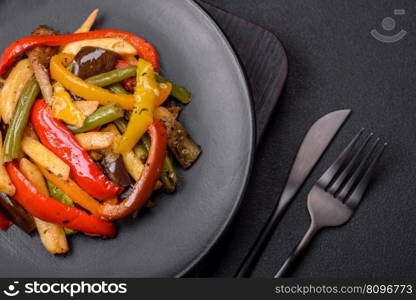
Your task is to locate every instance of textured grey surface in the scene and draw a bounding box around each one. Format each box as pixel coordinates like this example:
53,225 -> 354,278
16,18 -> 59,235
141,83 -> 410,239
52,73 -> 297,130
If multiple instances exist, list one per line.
193,0 -> 416,277
0,0 -> 254,277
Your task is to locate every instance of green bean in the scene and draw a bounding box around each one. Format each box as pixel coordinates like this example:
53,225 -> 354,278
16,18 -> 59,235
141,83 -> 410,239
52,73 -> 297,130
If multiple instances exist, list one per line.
3,77 -> 40,161
64,228 -> 77,235
108,83 -> 129,94
160,153 -> 177,192
47,181 -> 74,207
66,63 -> 74,72
114,118 -> 128,133
47,181 -> 77,235
140,134 -> 151,151
86,65 -> 191,103
142,134 -> 177,192
69,103 -> 124,133
86,66 -> 136,87
133,144 -> 148,162
155,74 -> 192,104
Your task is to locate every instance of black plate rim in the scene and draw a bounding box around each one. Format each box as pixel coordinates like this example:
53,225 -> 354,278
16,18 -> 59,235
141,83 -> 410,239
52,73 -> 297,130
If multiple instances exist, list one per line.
174,0 -> 256,277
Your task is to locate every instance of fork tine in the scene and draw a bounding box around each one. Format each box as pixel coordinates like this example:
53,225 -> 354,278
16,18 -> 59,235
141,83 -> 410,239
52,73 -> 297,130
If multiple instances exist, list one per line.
317,128 -> 364,189
327,133 -> 373,194
337,138 -> 380,200
343,143 -> 386,209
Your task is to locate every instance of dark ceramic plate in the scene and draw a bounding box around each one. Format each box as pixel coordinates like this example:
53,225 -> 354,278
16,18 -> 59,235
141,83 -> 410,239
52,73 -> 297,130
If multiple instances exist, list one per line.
0,0 -> 254,277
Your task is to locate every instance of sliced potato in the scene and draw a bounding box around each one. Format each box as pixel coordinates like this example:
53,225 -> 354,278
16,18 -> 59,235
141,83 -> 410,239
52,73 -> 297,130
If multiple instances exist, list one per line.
0,59 -> 34,124
102,123 -> 122,152
62,38 -> 137,56
19,158 -> 49,193
75,9 -> 99,33
0,132 -> 15,196
74,101 -> 99,116
32,219 -> 69,255
75,132 -> 115,151
0,166 -> 15,196
59,8 -> 99,56
19,158 -> 69,255
122,151 -> 144,181
21,137 -> 70,180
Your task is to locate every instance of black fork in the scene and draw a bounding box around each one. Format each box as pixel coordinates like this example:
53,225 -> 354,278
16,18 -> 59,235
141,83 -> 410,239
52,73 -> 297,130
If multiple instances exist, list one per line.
275,129 -> 387,278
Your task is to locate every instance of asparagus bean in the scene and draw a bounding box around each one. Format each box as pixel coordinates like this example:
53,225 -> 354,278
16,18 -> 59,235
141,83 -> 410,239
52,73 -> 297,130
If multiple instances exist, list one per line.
69,102 -> 124,133
4,77 -> 40,161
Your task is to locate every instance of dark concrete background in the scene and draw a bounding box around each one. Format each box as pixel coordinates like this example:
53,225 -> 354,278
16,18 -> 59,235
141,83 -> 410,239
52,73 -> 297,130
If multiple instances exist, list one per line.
191,0 -> 416,277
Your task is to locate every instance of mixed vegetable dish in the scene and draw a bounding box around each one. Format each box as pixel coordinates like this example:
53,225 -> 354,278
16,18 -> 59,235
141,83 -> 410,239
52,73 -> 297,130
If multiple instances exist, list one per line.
0,9 -> 201,254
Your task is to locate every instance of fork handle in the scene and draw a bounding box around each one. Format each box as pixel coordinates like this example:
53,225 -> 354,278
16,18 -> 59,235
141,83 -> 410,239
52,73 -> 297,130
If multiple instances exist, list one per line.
274,224 -> 319,278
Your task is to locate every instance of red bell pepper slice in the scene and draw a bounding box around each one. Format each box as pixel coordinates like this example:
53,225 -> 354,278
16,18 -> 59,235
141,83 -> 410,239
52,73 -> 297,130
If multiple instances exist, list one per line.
0,211 -> 11,230
31,99 -> 122,200
116,60 -> 133,69
6,161 -> 116,237
0,29 -> 159,76
99,119 -> 167,220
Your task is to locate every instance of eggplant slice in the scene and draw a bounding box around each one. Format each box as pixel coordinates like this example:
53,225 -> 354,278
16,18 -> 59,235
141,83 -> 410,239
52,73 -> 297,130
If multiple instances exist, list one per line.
157,108 -> 201,169
0,192 -> 35,234
73,47 -> 119,79
100,151 -> 133,187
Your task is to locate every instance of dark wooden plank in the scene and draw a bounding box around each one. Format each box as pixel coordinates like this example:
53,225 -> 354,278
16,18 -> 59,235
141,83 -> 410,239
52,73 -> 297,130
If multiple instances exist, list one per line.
196,0 -> 288,145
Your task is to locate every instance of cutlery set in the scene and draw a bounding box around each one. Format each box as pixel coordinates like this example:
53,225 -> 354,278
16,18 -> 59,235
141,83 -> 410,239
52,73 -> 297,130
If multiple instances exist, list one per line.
235,110 -> 387,278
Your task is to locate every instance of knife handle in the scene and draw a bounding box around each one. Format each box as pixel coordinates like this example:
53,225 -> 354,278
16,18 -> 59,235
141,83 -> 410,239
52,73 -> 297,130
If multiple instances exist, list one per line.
234,200 -> 290,277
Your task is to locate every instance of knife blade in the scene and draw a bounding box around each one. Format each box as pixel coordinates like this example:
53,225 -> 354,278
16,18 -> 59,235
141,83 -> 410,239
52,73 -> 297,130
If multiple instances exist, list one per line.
276,109 -> 351,213
235,109 -> 351,277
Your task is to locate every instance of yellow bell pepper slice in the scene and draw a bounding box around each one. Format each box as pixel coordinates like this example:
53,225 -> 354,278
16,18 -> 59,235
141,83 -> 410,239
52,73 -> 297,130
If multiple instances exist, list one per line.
155,82 -> 173,106
50,53 -> 135,110
51,83 -> 86,128
115,59 -> 158,154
